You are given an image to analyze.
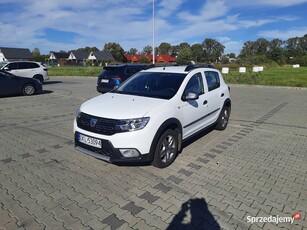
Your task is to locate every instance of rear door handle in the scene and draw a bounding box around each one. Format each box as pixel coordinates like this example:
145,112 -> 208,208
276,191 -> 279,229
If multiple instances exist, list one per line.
221,93 -> 224,97
203,100 -> 208,105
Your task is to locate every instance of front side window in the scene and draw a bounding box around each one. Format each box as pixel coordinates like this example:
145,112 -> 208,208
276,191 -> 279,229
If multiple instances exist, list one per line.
205,71 -> 220,91
184,73 -> 204,96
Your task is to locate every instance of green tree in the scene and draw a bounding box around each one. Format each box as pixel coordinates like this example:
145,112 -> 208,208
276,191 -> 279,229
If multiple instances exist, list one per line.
128,48 -> 138,55
229,53 -> 236,58
202,38 -> 225,63
176,47 -> 192,65
286,35 -> 307,58
239,41 -> 255,57
240,38 -> 270,57
158,42 -> 172,54
268,39 -> 285,65
139,55 -> 150,63
142,45 -> 152,55
32,48 -> 44,62
103,42 -> 125,62
73,47 -> 99,53
221,55 -> 230,64
254,38 -> 270,55
191,44 -> 204,63
170,45 -> 180,56
179,42 -> 190,50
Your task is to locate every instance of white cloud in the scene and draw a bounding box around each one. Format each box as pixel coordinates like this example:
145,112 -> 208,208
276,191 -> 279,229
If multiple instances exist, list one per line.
223,0 -> 307,7
158,0 -> 185,17
0,0 -> 306,54
258,27 -> 307,40
178,0 -> 229,22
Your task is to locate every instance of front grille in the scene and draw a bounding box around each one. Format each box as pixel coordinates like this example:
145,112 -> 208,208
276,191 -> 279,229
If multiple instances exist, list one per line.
77,112 -> 117,135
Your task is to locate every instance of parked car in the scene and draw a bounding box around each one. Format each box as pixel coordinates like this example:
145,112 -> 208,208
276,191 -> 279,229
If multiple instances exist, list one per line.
0,61 -> 48,82
97,64 -> 152,93
0,70 -> 42,96
74,65 -> 231,168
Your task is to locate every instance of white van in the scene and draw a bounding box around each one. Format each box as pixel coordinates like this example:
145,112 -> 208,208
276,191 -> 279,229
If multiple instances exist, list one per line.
0,61 -> 49,82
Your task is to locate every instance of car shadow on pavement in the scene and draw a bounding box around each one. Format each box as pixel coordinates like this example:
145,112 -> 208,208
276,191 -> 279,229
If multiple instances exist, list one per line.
167,198 -> 221,230
43,81 -> 63,85
41,90 -> 53,95
182,125 -> 215,150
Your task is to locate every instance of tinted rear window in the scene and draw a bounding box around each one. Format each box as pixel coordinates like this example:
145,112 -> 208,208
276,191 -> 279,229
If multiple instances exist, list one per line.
98,67 -> 124,78
125,67 -> 142,75
18,62 -> 39,69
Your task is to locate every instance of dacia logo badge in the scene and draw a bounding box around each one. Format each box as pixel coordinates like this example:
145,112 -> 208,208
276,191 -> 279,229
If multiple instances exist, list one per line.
90,118 -> 98,127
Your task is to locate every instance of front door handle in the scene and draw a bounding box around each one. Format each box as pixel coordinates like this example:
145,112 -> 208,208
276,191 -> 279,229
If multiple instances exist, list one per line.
203,100 -> 208,105
221,93 -> 224,97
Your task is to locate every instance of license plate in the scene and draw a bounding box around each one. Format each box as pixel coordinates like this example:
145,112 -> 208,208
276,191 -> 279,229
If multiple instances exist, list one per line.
78,133 -> 102,148
101,79 -> 109,83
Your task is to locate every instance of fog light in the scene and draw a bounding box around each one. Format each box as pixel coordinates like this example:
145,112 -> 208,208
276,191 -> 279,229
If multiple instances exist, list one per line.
119,149 -> 140,158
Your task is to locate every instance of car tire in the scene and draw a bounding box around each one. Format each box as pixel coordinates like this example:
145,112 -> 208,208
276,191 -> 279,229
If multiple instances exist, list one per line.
215,106 -> 230,130
152,129 -> 178,168
22,84 -> 36,96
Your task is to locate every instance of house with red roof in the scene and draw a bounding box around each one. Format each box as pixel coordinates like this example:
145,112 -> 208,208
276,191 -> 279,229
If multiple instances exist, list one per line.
131,54 -> 141,62
124,53 -> 176,63
124,54 -> 132,62
146,54 -> 155,62
156,54 -> 176,63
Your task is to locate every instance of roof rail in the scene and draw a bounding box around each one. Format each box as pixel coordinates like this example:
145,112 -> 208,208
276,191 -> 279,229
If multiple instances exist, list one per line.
144,64 -> 155,69
185,64 -> 215,72
153,63 -> 179,67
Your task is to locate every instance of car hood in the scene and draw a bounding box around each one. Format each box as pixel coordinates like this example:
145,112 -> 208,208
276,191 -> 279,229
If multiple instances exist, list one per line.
80,93 -> 167,119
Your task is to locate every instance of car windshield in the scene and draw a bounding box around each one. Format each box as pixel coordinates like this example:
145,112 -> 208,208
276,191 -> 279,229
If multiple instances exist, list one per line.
113,72 -> 186,99
0,70 -> 14,78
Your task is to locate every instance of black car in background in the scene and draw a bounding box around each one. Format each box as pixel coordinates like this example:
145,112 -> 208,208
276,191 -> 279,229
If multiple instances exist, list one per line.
0,70 -> 42,97
97,64 -> 152,93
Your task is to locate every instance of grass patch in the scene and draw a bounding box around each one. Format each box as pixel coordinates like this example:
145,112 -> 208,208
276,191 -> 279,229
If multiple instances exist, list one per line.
222,66 -> 307,87
48,65 -> 307,87
48,66 -> 101,76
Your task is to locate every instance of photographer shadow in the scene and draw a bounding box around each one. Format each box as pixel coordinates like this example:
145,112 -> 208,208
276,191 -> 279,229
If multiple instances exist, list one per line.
167,198 -> 221,230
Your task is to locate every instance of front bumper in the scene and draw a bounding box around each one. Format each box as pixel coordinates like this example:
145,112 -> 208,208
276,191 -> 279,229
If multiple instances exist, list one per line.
36,84 -> 43,94
74,132 -> 152,164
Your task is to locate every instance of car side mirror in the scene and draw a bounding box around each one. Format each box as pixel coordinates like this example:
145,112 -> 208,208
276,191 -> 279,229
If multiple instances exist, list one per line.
3,67 -> 10,71
182,91 -> 199,101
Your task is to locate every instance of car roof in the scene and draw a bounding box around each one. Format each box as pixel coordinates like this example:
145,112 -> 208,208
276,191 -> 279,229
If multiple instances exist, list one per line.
145,66 -> 188,73
142,65 -> 216,74
106,64 -> 149,68
6,61 -> 37,63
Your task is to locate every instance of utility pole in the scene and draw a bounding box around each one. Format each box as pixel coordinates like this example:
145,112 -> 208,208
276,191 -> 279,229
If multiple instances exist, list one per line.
152,0 -> 155,64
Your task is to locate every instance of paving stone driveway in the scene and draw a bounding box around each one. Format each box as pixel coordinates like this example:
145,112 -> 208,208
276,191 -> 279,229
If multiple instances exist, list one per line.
0,77 -> 306,230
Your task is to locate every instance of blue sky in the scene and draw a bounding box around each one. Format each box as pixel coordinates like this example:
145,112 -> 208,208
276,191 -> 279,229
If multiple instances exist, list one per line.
0,0 -> 306,55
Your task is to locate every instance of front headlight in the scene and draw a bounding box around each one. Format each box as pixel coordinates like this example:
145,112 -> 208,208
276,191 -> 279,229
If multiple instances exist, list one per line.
115,117 -> 150,132
76,107 -> 81,118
